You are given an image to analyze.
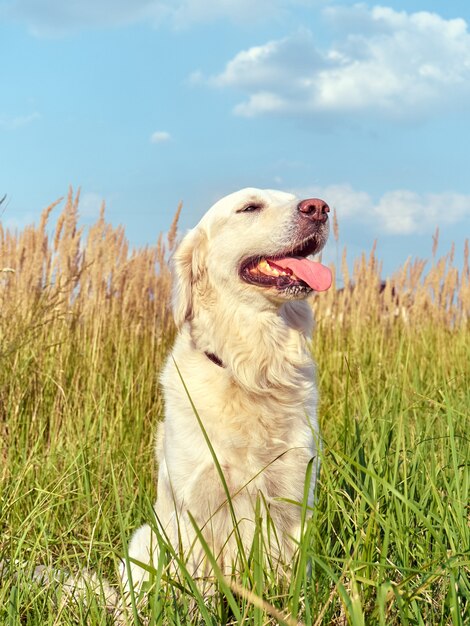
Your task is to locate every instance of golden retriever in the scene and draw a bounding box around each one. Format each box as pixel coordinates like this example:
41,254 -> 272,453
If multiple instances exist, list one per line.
122,187 -> 331,591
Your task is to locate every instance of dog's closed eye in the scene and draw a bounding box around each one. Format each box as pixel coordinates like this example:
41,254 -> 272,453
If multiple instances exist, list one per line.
237,203 -> 264,213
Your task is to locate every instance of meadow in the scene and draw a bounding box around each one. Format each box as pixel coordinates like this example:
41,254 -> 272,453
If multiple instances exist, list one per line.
0,189 -> 469,625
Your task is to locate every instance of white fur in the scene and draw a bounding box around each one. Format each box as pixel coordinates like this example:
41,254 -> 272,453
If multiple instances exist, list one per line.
123,188 -> 329,590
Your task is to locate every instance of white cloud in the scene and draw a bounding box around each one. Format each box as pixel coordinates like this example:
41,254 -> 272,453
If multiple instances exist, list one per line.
169,0 -> 296,28
1,0 -> 160,34
294,184 -> 470,235
206,6 -> 470,120
374,190 -> 470,234
80,192 -> 106,218
213,30 -> 326,91
1,212 -> 35,232
1,0 -> 314,34
150,130 -> 171,143
0,112 -> 40,130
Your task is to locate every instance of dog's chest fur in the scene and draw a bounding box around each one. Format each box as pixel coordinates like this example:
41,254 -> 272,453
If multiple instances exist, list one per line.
159,305 -> 319,536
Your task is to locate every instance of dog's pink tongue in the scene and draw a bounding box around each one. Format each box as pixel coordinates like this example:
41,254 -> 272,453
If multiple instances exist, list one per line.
274,257 -> 332,292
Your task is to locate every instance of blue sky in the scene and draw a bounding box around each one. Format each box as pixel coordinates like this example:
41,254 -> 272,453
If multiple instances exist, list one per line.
1,0 -> 470,277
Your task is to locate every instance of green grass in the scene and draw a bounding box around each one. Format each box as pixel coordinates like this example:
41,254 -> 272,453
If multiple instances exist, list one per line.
1,304 -> 469,624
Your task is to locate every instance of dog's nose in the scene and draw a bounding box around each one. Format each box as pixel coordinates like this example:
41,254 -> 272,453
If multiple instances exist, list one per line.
298,198 -> 330,223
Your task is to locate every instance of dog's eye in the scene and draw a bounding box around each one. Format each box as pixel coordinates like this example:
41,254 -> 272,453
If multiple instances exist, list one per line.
239,204 -> 263,213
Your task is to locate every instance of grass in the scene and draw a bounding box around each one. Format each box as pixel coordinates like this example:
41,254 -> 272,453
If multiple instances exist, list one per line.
0,190 -> 469,624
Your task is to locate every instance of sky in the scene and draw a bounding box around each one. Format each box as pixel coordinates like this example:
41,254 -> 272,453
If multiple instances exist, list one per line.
1,0 -> 470,277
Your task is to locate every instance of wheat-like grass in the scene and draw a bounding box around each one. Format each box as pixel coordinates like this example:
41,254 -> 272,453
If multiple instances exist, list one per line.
1,189 -> 468,335
0,190 -> 468,625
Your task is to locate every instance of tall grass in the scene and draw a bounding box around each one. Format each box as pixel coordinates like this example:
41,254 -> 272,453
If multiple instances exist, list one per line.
0,190 -> 469,624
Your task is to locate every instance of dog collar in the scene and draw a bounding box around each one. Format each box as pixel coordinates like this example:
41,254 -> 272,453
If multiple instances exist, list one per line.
204,351 -> 225,368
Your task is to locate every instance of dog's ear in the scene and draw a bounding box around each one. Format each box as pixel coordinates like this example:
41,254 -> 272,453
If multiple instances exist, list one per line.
172,227 -> 208,328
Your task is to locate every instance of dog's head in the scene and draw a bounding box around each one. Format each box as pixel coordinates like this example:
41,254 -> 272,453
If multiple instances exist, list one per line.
172,188 -> 331,327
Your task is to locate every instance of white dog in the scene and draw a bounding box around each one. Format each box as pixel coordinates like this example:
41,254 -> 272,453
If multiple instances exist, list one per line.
123,188 -> 331,591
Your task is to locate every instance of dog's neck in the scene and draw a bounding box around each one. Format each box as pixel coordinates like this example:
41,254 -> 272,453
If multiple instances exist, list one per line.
188,295 -> 315,392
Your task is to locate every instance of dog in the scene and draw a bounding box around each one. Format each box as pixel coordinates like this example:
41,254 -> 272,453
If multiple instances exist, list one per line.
122,188 -> 331,592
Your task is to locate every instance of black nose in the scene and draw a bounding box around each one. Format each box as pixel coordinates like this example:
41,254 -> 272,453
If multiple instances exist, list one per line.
298,198 -> 330,223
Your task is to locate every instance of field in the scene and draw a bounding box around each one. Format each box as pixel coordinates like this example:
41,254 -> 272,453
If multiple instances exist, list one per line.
0,190 -> 469,625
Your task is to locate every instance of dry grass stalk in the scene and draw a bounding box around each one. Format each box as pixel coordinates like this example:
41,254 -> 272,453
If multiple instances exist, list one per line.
0,189 -> 469,341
